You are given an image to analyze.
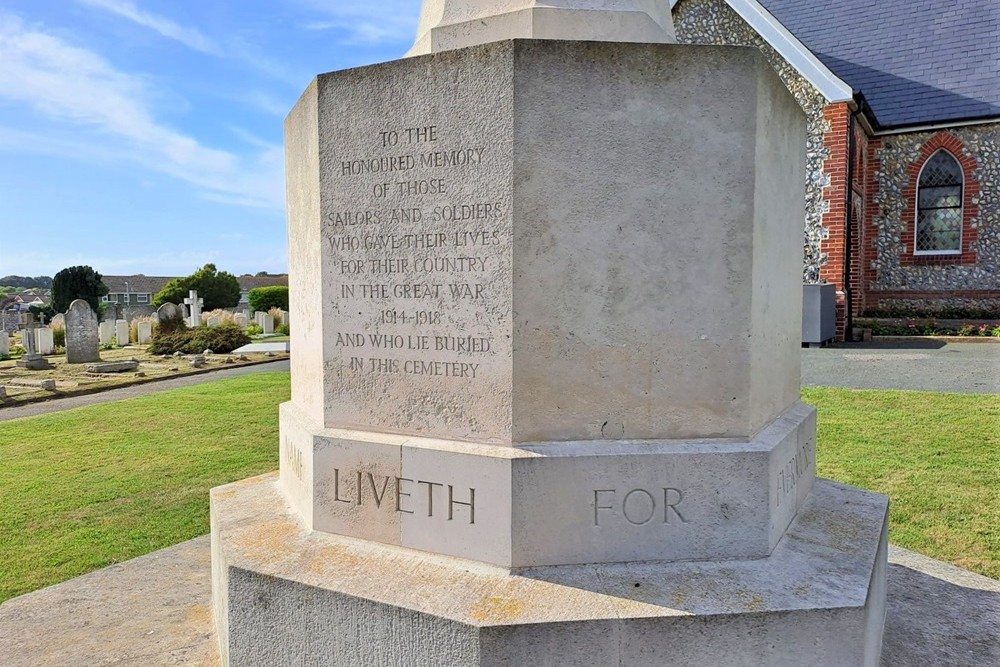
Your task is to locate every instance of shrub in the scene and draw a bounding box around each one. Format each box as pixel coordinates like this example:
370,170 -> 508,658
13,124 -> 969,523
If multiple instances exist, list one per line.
276,323 -> 290,336
186,323 -> 250,354
148,322 -> 250,355
248,286 -> 288,313
51,325 -> 66,348
246,323 -> 263,336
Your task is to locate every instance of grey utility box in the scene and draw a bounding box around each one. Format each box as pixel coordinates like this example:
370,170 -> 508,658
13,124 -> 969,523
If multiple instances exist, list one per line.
802,283 -> 836,346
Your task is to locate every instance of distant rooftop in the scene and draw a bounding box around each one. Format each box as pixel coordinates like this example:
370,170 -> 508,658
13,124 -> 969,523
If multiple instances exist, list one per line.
759,0 -> 1000,129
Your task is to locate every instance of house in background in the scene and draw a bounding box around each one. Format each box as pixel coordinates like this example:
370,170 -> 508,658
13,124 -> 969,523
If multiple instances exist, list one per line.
101,275 -> 173,319
672,0 -> 1000,339
100,274 -> 289,320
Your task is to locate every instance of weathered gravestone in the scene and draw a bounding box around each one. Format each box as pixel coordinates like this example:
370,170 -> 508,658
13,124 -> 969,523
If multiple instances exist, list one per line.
98,321 -> 115,346
156,302 -> 183,324
184,291 -> 203,328
115,320 -> 129,347
258,313 -> 273,334
206,316 -> 221,328
0,332 -> 8,357
16,324 -> 50,370
210,3 -> 888,666
65,300 -> 101,364
34,327 -> 54,355
136,322 -> 152,345
50,313 -> 65,329
234,314 -> 249,330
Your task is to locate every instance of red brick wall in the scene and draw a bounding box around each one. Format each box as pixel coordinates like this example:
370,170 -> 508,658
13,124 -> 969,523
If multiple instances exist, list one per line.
817,103 -> 850,339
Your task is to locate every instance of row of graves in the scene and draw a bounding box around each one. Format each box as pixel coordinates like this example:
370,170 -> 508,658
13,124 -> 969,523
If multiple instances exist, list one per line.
0,290 -> 287,403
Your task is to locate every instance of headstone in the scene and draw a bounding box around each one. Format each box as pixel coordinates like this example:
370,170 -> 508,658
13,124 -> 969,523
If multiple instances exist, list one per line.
157,302 -> 181,322
34,327 -> 55,355
259,313 -> 273,334
115,320 -> 129,347
149,311 -> 160,324
235,314 -> 249,330
65,300 -> 101,364
98,321 -> 115,345
184,290 -> 204,327
15,324 -> 50,370
50,313 -> 65,329
279,310 -> 290,328
210,4 -> 889,666
206,316 -> 221,328
137,322 -> 152,345
0,332 -> 8,357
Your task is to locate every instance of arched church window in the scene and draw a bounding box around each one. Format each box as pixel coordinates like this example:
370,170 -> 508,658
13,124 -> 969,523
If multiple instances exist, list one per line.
915,150 -> 963,254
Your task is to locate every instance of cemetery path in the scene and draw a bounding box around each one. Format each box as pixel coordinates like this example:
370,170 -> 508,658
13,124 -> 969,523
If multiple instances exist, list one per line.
0,360 -> 290,422
802,339 -> 1000,394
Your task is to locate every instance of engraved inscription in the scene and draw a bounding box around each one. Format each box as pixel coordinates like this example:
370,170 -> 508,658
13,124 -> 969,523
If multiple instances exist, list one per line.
331,467 -> 476,524
327,121 -> 504,388
283,438 -> 304,482
776,442 -> 813,507
593,488 -> 689,526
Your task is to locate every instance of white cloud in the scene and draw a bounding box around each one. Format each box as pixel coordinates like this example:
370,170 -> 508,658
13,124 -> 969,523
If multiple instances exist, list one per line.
0,13 -> 283,210
298,0 -> 419,46
77,0 -> 220,54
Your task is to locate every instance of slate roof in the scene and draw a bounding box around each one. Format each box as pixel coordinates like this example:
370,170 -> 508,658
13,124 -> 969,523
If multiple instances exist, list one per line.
237,275 -> 288,291
102,275 -> 175,295
758,0 -> 1000,129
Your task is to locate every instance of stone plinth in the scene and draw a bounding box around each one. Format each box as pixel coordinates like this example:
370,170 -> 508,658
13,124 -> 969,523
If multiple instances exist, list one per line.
280,401 -> 816,566
215,37 -> 887,667
287,40 -> 804,446
213,473 -> 888,667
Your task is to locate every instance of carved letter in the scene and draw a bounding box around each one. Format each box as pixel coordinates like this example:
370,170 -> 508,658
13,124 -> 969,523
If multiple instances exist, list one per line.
663,488 -> 689,524
594,490 -> 615,526
448,485 -> 475,524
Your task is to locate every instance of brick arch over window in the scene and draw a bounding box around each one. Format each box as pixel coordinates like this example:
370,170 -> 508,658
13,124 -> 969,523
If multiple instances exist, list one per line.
900,133 -> 979,266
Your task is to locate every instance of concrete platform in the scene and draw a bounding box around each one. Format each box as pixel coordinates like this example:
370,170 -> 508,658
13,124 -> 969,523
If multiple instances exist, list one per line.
1,524 -> 997,666
231,342 -> 289,353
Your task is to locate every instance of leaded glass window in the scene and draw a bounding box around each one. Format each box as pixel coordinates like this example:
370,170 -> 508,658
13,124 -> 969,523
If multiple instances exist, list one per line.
916,150 -> 963,254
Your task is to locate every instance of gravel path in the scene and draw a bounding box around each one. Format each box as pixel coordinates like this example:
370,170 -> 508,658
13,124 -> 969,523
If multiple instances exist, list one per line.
801,339 -> 1000,394
0,360 -> 290,422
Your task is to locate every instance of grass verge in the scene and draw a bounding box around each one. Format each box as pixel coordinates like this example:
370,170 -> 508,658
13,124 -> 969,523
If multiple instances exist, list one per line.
0,372 -> 290,603
0,380 -> 995,604
803,387 -> 999,579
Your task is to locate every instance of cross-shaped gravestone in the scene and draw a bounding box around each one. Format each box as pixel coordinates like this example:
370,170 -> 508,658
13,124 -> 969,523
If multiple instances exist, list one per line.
184,290 -> 204,327
38,313 -> 47,326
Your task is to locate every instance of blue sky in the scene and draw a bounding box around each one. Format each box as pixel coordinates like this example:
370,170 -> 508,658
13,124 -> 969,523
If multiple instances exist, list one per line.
0,0 -> 420,279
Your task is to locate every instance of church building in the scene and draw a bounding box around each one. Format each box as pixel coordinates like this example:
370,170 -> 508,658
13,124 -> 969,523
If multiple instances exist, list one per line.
672,0 -> 1000,339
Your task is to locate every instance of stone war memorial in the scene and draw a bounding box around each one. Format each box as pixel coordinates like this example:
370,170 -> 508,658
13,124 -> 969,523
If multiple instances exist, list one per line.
211,1 -> 889,665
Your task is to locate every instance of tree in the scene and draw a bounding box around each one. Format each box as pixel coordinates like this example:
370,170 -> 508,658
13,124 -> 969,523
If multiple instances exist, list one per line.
153,263 -> 241,311
0,275 -> 52,289
51,266 -> 108,313
248,286 -> 289,313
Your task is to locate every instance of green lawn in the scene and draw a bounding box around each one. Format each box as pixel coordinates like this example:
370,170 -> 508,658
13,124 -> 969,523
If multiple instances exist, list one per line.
803,387 -> 999,579
0,378 -> 996,604
0,372 -> 289,603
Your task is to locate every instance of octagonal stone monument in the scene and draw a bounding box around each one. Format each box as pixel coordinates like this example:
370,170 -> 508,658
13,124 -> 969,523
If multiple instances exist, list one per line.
211,3 -> 888,665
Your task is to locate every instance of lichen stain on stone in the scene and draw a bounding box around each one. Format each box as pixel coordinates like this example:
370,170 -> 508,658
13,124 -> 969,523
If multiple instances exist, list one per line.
469,596 -> 527,623
305,545 -> 363,576
235,520 -> 299,563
